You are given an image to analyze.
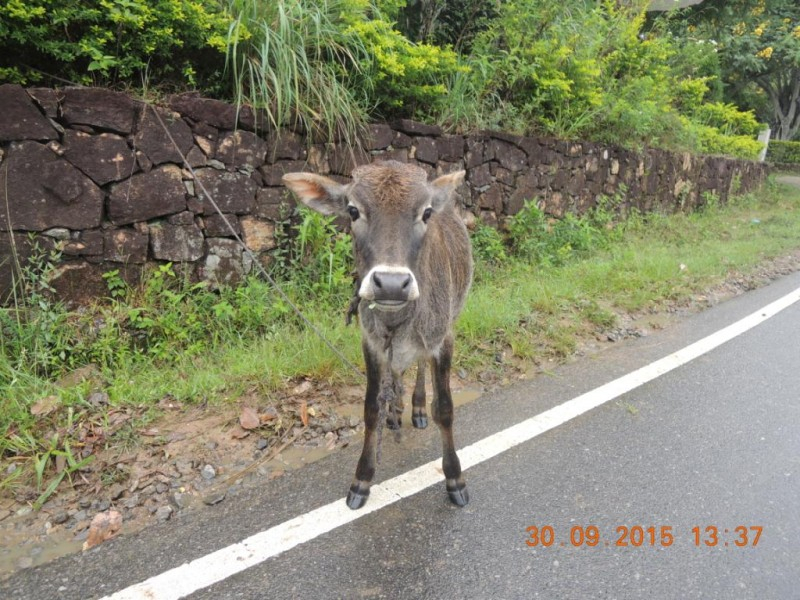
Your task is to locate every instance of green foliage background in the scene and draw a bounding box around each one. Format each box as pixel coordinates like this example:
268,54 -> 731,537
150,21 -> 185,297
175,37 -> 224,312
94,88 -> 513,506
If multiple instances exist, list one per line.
0,0 -> 773,156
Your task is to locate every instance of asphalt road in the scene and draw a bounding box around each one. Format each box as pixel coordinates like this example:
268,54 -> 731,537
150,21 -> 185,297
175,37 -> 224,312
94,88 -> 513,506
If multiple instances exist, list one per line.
3,271 -> 800,600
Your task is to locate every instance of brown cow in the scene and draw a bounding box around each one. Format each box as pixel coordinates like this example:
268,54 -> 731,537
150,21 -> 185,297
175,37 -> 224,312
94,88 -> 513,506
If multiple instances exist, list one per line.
283,160 -> 473,509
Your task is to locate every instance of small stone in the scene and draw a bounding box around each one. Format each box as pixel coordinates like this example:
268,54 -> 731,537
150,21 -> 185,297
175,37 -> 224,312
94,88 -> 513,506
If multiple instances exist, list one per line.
200,464 -> 216,480
17,556 -> 33,569
43,228 -> 71,240
170,492 -> 191,510
52,511 -> 69,525
155,483 -> 168,494
348,416 -> 360,428
205,441 -> 218,451
140,484 -> 156,496
16,506 -> 32,517
78,498 -> 92,509
203,490 -> 226,506
96,500 -> 111,512
72,509 -> 88,522
175,458 -> 195,475
256,438 -> 269,451
155,505 -> 173,521
109,484 -> 126,500
122,494 -> 140,509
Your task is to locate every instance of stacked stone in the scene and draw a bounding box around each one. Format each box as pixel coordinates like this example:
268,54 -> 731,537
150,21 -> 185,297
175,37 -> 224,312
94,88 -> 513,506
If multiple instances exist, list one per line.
0,84 -> 768,306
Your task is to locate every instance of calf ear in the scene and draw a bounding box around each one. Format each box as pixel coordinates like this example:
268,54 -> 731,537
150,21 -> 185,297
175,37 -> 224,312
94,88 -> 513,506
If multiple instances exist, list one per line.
282,173 -> 349,216
430,170 -> 465,209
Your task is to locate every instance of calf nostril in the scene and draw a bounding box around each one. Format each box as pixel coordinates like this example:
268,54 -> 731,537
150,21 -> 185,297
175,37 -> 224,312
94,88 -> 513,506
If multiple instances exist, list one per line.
401,275 -> 411,289
373,273 -> 383,289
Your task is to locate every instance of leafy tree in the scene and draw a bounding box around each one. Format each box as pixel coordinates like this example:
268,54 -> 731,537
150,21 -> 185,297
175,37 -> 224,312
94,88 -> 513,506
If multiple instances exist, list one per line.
676,0 -> 800,139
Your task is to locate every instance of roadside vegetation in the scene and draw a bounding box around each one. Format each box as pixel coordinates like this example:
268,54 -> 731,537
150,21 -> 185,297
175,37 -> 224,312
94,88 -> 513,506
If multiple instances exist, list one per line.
3,176 -> 800,505
4,0 -> 799,154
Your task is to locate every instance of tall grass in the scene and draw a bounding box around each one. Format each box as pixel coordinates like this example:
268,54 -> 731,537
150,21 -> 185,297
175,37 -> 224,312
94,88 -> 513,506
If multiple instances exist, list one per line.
224,0 -> 371,143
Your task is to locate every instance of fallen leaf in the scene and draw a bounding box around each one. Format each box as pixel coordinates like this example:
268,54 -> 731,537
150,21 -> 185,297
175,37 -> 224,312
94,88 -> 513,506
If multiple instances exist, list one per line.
231,427 -> 250,440
82,510 -> 123,551
158,395 -> 183,411
239,406 -> 260,430
31,396 -> 58,417
259,406 -> 279,423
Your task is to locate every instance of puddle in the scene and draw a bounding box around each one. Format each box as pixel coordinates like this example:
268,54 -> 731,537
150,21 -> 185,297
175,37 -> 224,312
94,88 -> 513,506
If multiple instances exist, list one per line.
0,525 -> 83,577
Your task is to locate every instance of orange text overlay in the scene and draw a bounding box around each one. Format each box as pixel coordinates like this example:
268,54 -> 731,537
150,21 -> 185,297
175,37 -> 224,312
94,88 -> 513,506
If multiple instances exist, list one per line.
524,525 -> 763,548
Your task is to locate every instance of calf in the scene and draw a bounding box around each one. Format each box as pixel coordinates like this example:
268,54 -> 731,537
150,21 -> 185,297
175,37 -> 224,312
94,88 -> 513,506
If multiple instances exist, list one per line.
284,160 -> 473,509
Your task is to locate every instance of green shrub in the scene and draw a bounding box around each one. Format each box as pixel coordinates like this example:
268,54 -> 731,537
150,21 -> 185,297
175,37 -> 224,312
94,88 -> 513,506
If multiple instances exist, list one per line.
691,102 -> 761,137
470,222 -> 508,266
680,117 -> 764,160
767,140 -> 800,164
0,0 -> 230,87
346,16 -> 464,118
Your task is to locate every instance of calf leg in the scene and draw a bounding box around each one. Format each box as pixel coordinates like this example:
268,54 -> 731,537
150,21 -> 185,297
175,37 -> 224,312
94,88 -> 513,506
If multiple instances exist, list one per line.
385,372 -> 404,430
347,341 -> 382,510
411,359 -> 428,429
431,335 -> 469,507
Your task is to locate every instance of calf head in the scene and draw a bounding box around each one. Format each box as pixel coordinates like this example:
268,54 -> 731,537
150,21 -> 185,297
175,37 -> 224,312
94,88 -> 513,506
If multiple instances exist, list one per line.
283,161 -> 464,312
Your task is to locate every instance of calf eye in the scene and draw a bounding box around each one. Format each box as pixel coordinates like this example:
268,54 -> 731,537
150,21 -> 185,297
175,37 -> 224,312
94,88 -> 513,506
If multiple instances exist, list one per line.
347,205 -> 360,221
422,207 -> 433,223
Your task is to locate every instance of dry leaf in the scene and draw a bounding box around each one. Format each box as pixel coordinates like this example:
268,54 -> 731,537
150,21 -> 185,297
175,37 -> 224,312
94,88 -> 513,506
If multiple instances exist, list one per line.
259,406 -> 278,422
239,406 -> 260,430
231,427 -> 250,439
158,395 -> 183,410
31,395 -> 58,417
82,510 -> 123,551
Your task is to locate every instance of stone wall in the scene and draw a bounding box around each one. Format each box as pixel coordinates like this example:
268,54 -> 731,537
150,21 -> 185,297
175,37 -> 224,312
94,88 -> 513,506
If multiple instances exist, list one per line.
0,84 -> 768,305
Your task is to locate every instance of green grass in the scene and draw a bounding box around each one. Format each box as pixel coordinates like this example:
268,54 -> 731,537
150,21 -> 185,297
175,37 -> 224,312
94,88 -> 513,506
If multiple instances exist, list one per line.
2,176 -> 800,500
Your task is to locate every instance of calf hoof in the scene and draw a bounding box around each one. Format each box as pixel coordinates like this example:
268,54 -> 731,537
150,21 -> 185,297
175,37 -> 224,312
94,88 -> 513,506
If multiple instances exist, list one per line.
412,414 -> 428,429
346,484 -> 370,510
446,483 -> 469,507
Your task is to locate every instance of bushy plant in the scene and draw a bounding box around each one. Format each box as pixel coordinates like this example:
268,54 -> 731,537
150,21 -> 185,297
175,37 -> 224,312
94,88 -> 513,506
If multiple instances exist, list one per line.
346,17 -> 464,118
767,140 -> 800,163
470,222 -> 508,266
507,198 -> 622,266
0,0 -> 230,87
691,102 -> 762,136
680,116 -> 764,159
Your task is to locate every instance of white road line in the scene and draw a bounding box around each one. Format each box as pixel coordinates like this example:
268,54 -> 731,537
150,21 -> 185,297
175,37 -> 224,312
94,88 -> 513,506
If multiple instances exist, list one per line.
102,285 -> 800,600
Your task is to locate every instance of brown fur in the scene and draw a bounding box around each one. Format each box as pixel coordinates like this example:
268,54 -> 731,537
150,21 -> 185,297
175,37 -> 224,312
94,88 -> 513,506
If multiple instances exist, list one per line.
283,160 -> 473,509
